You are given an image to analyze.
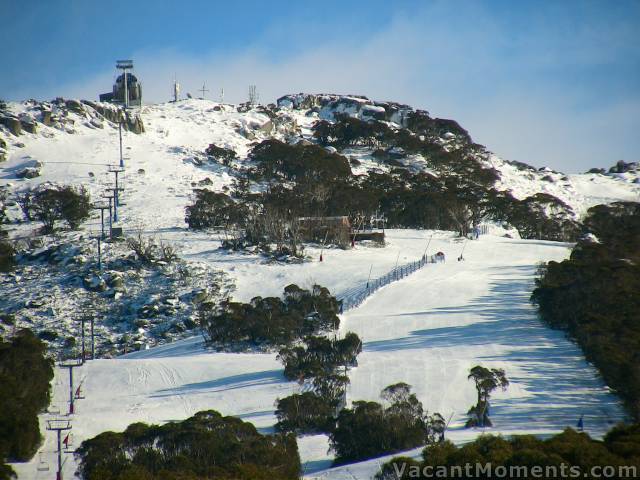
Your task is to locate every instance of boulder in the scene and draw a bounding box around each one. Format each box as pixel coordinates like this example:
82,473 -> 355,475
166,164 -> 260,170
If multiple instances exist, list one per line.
125,114 -> 144,134
65,99 -> 85,114
0,115 -> 22,136
83,274 -> 107,292
90,118 -> 104,129
40,109 -> 52,126
17,167 -> 41,179
20,119 -> 37,134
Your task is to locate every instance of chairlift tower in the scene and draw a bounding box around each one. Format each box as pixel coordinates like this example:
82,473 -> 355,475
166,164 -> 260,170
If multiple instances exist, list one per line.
60,358 -> 83,415
116,60 -> 134,109
93,203 -> 111,239
108,165 -> 125,207
100,194 -> 114,236
46,419 -> 72,480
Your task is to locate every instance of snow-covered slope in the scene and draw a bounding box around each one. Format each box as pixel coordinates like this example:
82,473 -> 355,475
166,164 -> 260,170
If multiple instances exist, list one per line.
0,95 -> 635,479
10,231 -> 627,480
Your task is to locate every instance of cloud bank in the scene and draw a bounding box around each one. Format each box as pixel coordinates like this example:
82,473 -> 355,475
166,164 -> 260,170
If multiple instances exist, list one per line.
22,3 -> 640,173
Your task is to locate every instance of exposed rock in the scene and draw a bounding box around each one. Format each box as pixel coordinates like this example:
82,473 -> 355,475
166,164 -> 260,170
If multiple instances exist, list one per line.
40,108 -> 52,126
125,113 -> 145,134
65,99 -> 85,114
609,160 -> 638,174
0,115 -> 22,136
83,274 -> 107,292
20,119 -> 38,134
17,167 -> 41,179
259,120 -> 274,134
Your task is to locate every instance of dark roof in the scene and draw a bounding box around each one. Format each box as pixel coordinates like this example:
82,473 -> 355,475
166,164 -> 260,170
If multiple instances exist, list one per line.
116,73 -> 138,85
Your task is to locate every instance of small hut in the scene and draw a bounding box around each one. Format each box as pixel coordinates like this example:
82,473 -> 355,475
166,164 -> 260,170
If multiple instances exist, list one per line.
298,216 -> 351,247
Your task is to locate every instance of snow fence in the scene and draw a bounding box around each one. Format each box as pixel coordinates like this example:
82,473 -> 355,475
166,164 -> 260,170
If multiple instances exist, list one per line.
337,253 -> 442,312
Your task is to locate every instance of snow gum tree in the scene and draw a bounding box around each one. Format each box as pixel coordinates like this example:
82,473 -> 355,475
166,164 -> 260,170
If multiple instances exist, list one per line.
466,365 -> 509,428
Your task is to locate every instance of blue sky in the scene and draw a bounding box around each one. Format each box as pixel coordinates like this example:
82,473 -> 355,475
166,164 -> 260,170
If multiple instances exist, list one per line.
2,0 -> 639,172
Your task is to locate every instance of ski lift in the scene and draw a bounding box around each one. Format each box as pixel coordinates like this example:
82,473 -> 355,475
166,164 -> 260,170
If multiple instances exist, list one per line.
63,433 -> 74,453
74,378 -> 86,400
36,453 -> 50,472
47,405 -> 61,415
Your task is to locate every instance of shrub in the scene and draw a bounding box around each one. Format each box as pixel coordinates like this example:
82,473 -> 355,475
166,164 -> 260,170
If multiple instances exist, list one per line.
205,143 -> 237,165
0,330 -> 54,463
199,284 -> 340,347
329,384 -> 444,465
75,410 -> 301,480
126,233 -> 179,265
275,392 -> 335,434
19,185 -> 91,232
0,241 -> 14,272
278,332 -> 361,381
376,424 -> 640,479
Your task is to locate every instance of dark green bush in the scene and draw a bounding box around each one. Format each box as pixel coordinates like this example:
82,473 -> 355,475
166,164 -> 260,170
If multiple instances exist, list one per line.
330,384 -> 445,465
20,185 -> 91,232
275,392 -> 335,434
199,284 -> 340,347
0,241 -> 14,272
0,330 -> 54,464
205,143 -> 237,165
377,424 -> 640,479
75,410 -> 300,480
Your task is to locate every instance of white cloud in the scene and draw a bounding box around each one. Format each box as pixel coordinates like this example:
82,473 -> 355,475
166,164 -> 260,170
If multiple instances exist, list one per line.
32,4 -> 639,173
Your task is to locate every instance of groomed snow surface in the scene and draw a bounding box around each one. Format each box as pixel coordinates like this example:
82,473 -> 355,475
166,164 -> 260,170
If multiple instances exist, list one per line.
11,230 -> 627,480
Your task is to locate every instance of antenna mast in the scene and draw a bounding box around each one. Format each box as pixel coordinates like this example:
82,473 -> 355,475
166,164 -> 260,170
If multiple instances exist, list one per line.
199,83 -> 209,100
173,79 -> 180,102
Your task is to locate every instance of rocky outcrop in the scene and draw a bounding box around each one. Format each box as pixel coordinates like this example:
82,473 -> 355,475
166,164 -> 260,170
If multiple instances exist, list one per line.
0,115 -> 22,136
277,93 -> 413,125
0,136 -> 6,162
125,113 -> 145,134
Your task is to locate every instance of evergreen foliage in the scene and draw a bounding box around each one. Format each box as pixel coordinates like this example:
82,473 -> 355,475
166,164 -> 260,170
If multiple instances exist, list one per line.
187,128 -> 579,244
274,392 -> 335,434
75,410 -> 300,480
531,202 -> 640,420
199,284 -> 340,347
330,384 -> 445,465
0,330 -> 54,470
278,332 -> 361,381
466,366 -> 509,428
376,424 -> 640,479
204,143 -> 237,165
0,240 -> 14,272
19,185 -> 91,232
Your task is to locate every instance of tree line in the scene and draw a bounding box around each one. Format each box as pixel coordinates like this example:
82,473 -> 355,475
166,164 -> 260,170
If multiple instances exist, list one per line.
75,410 -> 300,480
376,423 -> 640,479
187,124 -> 580,248
531,202 -> 640,420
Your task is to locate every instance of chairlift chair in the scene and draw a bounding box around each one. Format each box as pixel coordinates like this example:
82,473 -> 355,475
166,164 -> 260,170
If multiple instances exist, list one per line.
47,405 -> 61,415
36,453 -> 49,472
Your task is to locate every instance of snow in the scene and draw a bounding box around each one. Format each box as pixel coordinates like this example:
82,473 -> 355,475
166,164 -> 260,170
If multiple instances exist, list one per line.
10,232 -> 627,480
0,98 -> 634,479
